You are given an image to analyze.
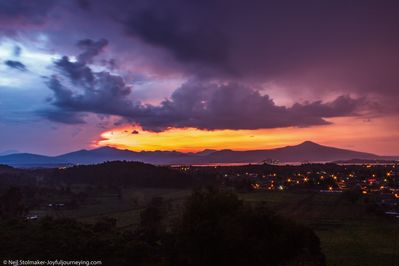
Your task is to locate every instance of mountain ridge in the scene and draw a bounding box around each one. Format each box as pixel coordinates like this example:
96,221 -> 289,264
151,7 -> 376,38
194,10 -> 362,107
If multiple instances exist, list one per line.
0,141 -> 396,167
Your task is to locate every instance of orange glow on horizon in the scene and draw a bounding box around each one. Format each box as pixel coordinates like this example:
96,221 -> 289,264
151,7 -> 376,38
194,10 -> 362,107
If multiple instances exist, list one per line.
93,116 -> 399,155
95,126 -> 299,152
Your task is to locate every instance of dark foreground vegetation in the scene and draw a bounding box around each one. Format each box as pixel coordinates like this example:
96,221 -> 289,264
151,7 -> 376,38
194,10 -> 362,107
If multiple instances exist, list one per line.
1,161 -> 399,265
0,189 -> 324,266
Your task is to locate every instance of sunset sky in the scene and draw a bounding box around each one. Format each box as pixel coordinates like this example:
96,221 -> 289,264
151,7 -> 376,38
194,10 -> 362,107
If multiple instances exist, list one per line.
1,0 -> 399,156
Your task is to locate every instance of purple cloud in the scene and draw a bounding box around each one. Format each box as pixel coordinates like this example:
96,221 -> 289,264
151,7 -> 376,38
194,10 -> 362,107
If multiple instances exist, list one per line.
40,39 -> 366,131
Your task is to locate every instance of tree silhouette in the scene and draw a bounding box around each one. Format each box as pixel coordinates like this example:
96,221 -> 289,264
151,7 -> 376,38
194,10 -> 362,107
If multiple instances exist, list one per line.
166,189 -> 325,266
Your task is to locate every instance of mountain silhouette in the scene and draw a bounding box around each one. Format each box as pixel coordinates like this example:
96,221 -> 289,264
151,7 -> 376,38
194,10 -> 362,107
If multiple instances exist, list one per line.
0,141 -> 393,167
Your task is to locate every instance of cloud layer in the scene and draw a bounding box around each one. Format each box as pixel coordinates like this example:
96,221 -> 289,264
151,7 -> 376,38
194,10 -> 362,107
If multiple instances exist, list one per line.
134,82 -> 364,131
41,39 -> 365,131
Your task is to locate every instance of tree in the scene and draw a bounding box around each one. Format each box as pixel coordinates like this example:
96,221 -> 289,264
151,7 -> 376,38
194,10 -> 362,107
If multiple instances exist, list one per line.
166,189 -> 325,266
138,197 -> 165,245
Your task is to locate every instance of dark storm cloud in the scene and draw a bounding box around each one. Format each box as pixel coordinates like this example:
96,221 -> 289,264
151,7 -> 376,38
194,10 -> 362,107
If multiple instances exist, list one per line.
58,77 -> 363,131
76,38 -> 108,64
4,0 -> 399,100
0,0 -> 56,26
117,0 -> 399,101
41,39 -> 138,122
133,81 -> 364,131
53,39 -> 108,90
55,56 -> 94,85
4,60 -> 27,71
46,70 -> 135,118
37,109 -> 86,124
120,1 -> 399,69
5,0 -> 398,102
125,7 -> 228,67
43,43 -> 364,130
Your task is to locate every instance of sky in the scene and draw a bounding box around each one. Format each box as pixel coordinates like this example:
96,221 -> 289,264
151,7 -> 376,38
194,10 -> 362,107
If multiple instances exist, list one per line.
1,0 -> 399,156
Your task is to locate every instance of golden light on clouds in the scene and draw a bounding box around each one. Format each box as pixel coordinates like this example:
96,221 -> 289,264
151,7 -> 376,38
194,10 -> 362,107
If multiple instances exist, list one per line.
94,116 -> 399,155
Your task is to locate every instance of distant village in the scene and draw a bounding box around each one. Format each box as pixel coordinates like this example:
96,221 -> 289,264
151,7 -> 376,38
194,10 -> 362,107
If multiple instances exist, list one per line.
178,163 -> 399,219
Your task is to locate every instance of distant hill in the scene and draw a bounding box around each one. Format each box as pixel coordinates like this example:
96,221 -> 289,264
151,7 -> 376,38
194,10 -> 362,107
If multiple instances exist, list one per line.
54,161 -> 195,188
0,150 -> 19,156
0,141 -> 395,167
0,153 -> 61,166
201,141 -> 385,163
